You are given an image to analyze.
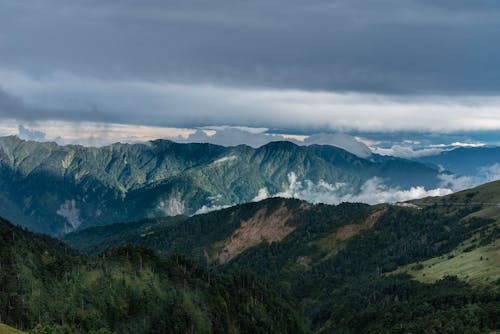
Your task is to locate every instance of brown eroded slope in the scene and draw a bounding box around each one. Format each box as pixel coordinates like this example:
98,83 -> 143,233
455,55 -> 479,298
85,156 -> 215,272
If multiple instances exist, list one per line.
216,204 -> 295,264
318,208 -> 387,253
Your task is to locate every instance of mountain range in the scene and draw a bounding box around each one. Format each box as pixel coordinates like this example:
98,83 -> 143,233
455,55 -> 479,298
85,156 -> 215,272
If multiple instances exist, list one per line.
0,136 -> 444,235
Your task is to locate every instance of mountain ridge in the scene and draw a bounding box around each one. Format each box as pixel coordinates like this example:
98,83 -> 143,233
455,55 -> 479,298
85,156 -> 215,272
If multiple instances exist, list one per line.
0,136 -> 443,235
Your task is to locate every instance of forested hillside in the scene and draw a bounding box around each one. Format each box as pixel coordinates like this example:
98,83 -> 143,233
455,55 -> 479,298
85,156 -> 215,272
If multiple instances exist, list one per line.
67,182 -> 500,333
0,217 -> 305,334
0,136 -> 442,235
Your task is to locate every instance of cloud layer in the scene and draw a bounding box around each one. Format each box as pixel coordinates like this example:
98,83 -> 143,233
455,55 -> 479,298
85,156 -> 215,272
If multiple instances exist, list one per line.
3,71 -> 500,134
1,0 -> 500,94
1,1 -> 500,143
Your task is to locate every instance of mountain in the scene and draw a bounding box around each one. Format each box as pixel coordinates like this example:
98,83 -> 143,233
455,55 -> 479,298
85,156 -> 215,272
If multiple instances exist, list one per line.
66,182 -> 500,333
300,132 -> 373,158
0,136 -> 442,235
418,146 -> 500,177
178,129 -> 373,158
0,216 -> 305,333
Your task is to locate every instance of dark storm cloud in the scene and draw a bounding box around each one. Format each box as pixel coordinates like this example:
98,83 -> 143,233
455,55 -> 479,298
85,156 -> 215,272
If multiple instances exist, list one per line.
1,0 -> 499,94
0,86 -> 112,122
0,88 -> 24,116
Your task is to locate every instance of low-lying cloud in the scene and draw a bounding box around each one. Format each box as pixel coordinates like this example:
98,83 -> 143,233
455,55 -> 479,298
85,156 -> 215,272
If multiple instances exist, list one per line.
479,163 -> 500,181
437,164 -> 500,191
371,145 -> 445,159
254,172 -> 453,205
194,204 -> 232,215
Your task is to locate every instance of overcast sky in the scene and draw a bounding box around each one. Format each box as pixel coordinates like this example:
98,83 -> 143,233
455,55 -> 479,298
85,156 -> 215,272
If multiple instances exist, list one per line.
0,0 -> 499,144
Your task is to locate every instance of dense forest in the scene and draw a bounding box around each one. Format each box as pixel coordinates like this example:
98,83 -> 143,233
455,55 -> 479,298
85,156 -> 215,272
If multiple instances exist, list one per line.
0,218 -> 305,333
2,182 -> 500,333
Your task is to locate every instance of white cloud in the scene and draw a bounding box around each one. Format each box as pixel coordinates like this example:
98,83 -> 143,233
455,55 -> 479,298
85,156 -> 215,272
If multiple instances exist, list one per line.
341,178 -> 453,204
17,124 -> 46,141
56,199 -> 82,234
371,141 -> 488,159
1,120 -> 196,146
438,173 -> 477,192
261,172 -> 453,205
194,204 -> 231,215
371,145 -> 444,159
478,164 -> 500,182
252,188 -> 270,202
213,155 -> 238,164
437,164 -> 500,192
450,142 -> 486,148
201,125 -> 268,134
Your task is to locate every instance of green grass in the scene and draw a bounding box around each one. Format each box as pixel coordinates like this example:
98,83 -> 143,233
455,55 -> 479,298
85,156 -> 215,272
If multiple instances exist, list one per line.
0,324 -> 26,334
467,205 -> 500,221
396,239 -> 500,285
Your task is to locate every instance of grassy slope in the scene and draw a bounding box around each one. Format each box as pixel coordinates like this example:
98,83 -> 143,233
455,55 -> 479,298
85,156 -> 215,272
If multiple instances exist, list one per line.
398,240 -> 500,285
396,180 -> 500,284
0,324 -> 25,334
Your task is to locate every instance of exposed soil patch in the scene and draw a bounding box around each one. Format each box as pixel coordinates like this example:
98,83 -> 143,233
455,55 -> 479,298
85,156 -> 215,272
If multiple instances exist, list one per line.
217,204 -> 295,264
318,209 -> 387,253
336,209 -> 386,241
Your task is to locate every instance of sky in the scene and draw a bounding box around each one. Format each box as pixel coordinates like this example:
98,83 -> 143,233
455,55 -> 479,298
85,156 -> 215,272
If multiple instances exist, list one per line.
1,0 -> 500,150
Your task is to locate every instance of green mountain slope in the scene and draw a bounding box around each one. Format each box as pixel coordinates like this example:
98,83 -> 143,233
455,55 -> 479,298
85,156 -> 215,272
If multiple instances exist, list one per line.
0,324 -> 26,334
66,182 -> 500,333
0,136 -> 442,235
389,180 -> 500,285
0,217 -> 305,334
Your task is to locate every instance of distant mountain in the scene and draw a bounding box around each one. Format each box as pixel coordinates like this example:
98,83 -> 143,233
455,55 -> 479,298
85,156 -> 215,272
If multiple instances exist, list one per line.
0,216 -> 304,333
418,146 -> 500,177
66,182 -> 500,333
178,129 -> 373,158
0,136 -> 442,235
